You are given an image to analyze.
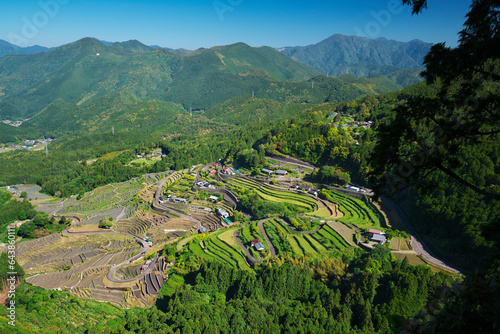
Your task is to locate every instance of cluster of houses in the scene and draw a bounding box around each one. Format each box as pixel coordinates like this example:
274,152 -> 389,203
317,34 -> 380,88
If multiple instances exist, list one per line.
261,168 -> 289,176
165,195 -> 188,204
2,119 -> 30,127
222,166 -> 237,175
344,185 -> 366,193
333,120 -> 373,130
290,184 -> 320,196
0,137 -> 53,152
216,207 -> 229,219
141,259 -> 152,271
196,181 -> 216,189
136,151 -> 166,159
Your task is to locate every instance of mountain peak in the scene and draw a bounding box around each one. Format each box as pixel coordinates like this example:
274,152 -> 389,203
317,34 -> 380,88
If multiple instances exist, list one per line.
278,33 -> 432,81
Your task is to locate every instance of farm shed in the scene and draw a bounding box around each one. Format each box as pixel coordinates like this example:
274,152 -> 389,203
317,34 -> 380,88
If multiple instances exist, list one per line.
261,168 -> 273,175
370,234 -> 387,244
276,170 -> 288,176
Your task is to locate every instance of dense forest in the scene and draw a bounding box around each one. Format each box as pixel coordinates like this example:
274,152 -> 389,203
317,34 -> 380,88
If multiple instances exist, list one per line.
2,250 -> 459,333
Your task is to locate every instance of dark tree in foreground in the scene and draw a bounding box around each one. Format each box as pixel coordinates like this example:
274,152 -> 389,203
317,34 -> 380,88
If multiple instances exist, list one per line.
369,0 -> 500,199
372,1 -> 500,332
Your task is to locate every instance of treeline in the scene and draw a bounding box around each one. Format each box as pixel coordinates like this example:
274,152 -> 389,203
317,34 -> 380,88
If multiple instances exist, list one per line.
2,250 -> 460,333
0,191 -> 68,240
130,250 -> 452,333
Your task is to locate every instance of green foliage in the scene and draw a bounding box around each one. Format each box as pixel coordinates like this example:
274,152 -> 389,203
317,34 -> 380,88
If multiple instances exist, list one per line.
151,253 -> 453,333
98,217 -> 113,228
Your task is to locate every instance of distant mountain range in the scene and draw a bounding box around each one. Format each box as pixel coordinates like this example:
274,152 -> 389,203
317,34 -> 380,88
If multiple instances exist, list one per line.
0,37 -> 409,142
0,37 -> 322,119
0,40 -> 51,58
0,34 -> 431,88
0,38 -> 191,58
277,34 -> 432,86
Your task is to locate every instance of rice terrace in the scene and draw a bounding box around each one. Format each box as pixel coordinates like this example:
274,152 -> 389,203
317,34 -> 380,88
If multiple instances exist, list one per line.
14,158 -> 458,309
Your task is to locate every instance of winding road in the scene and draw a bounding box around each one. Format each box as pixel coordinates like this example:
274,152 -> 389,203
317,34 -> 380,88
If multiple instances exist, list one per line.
381,196 -> 463,274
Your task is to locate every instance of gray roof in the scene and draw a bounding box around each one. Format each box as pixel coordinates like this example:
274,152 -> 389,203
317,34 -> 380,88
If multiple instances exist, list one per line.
254,242 -> 265,251
261,168 -> 273,174
371,234 -> 386,242
276,170 -> 288,175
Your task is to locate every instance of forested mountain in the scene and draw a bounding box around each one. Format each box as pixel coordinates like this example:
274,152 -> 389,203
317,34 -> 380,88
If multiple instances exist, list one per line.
0,37 -> 323,119
278,34 -> 431,86
0,39 -> 50,58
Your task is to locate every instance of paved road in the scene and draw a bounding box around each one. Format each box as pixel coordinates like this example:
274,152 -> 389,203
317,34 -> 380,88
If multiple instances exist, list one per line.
381,196 -> 463,274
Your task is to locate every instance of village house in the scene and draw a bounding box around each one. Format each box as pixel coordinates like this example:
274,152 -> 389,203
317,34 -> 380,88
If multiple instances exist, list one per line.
275,170 -> 288,176
217,207 -> 229,219
251,239 -> 266,250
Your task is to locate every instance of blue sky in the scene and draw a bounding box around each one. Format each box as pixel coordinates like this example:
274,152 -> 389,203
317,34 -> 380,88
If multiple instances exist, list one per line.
1,0 -> 472,49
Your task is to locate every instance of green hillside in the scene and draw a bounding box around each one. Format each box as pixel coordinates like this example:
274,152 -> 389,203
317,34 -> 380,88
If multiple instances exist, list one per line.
0,37 -> 407,123
22,92 -> 186,138
0,38 -> 323,119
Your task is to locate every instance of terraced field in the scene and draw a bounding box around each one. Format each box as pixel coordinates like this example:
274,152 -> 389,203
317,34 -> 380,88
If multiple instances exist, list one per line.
264,219 -> 352,257
227,177 -> 317,211
184,228 -> 251,270
59,177 -> 147,219
22,230 -> 171,308
324,191 -> 385,229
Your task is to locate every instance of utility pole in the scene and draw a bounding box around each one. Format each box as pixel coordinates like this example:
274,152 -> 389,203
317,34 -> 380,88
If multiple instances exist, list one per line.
45,142 -> 48,157
112,126 -> 114,134
190,108 -> 192,117
252,91 -> 254,98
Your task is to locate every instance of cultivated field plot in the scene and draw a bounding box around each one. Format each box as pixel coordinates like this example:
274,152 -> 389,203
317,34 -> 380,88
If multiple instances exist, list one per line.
327,221 -> 357,246
183,228 -> 251,271
227,177 -> 317,212
13,184 -> 52,201
325,191 -> 385,229
58,177 -> 146,219
22,232 -> 170,308
265,219 -> 351,257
